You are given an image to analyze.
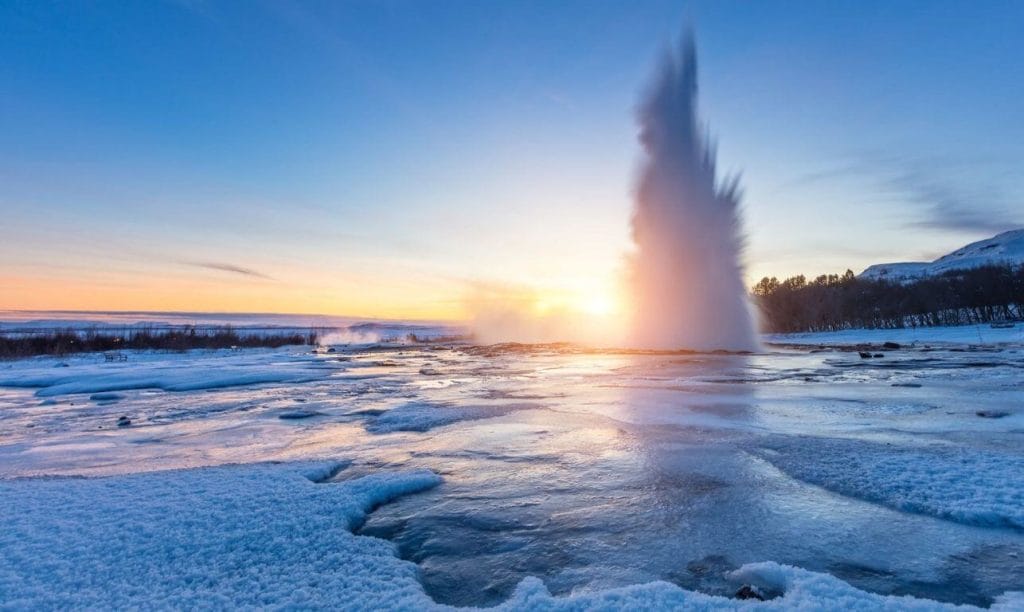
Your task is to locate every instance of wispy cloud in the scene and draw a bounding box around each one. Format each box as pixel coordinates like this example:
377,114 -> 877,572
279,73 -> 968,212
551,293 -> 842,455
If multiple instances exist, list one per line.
893,173 -> 1020,234
776,152 -> 1022,234
180,260 -> 274,280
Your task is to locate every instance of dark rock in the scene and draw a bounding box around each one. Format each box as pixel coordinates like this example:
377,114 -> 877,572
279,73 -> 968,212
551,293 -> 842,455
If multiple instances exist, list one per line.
892,383 -> 922,388
116,416 -> 131,427
883,342 -> 901,349
326,347 -> 336,353
976,410 -> 1010,419
873,353 -> 884,358
735,585 -> 764,601
858,352 -> 872,359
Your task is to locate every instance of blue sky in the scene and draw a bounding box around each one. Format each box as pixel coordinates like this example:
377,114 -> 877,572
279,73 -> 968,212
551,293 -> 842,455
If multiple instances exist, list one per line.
2,1 -> 1022,318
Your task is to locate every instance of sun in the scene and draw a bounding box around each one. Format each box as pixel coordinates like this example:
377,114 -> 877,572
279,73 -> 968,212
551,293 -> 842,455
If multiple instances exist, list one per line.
576,291 -> 618,317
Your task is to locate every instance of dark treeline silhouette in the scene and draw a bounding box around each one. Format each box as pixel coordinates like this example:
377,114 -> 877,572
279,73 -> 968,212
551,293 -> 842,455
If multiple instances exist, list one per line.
0,326 -> 317,359
753,265 -> 1024,333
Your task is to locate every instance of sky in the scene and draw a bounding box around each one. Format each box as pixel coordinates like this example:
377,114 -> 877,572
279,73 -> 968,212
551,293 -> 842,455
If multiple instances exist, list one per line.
2,0 -> 1022,321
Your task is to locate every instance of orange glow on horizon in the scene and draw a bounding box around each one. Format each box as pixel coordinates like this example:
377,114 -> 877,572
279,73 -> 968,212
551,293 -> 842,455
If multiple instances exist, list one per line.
0,269 -> 630,327
0,274 -> 464,322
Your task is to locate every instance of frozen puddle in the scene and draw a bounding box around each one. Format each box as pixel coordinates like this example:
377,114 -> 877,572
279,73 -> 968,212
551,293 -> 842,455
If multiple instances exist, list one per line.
1,339 -> 1023,608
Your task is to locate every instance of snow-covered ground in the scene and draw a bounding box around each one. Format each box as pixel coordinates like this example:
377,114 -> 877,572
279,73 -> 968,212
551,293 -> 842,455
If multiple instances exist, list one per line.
4,461 -> 1022,610
2,326 -> 1023,609
766,323 -> 1024,346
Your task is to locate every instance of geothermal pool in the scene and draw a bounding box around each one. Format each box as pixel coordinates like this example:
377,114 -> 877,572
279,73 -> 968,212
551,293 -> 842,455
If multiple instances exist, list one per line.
1,333 -> 1022,608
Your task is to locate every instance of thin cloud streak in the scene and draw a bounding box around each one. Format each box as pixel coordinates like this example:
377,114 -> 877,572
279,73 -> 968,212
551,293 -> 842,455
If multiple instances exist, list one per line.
180,260 -> 274,280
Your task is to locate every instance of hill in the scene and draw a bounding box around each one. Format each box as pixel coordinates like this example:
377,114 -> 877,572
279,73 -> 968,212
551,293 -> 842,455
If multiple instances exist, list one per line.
860,229 -> 1024,281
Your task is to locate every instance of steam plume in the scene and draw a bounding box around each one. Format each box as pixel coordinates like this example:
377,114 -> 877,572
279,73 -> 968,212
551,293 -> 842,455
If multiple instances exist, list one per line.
629,32 -> 758,351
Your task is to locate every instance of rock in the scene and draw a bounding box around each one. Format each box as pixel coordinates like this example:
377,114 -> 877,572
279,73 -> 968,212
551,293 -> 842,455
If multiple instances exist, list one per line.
976,410 -> 1010,419
892,382 -> 922,388
873,353 -> 884,358
735,585 -> 764,601
858,352 -> 872,359
116,416 -> 131,427
883,342 -> 901,349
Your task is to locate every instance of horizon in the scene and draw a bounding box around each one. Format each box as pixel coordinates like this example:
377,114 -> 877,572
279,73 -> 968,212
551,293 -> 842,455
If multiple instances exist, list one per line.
3,1 -> 1023,321
3,227 -> 1020,327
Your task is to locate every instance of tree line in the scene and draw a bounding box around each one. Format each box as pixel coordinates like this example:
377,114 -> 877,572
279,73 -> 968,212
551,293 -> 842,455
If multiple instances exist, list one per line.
0,326 -> 318,359
752,264 -> 1024,333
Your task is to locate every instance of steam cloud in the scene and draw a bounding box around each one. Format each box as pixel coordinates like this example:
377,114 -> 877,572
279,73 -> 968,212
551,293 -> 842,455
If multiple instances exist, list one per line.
629,32 -> 758,351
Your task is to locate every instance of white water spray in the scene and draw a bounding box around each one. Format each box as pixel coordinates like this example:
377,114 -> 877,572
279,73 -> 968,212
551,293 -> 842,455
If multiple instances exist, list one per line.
629,32 -> 758,351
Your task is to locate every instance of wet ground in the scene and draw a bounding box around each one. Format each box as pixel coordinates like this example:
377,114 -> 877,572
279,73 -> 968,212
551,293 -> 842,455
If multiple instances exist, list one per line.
1,340 -> 1022,606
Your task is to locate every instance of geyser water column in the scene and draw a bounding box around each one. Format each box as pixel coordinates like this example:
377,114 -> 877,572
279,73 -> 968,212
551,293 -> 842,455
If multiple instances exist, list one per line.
629,32 -> 758,352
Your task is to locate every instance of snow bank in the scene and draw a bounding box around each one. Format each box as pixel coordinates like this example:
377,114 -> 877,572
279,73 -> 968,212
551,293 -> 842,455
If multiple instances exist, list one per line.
0,462 -> 441,609
508,563 -> 1024,610
1,461 -> 1020,609
754,437 -> 1024,530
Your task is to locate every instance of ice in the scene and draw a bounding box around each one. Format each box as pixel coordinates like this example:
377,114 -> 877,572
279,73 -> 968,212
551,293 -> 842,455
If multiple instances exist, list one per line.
2,327 -> 1024,608
365,401 -> 541,433
2,461 -> 1019,610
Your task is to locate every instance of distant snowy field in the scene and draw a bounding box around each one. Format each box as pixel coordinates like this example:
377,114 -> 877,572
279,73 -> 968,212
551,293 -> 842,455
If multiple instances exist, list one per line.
766,323 -> 1024,346
2,317 -> 1024,609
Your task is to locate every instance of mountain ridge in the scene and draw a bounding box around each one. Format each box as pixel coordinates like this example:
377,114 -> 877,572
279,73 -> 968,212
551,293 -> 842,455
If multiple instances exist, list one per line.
860,229 -> 1024,281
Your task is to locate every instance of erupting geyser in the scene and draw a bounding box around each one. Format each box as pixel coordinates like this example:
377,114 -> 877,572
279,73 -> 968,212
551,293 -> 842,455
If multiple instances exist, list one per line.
630,32 -> 758,351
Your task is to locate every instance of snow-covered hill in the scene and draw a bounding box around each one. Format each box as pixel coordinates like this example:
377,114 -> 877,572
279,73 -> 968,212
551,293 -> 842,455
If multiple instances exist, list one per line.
860,229 -> 1024,281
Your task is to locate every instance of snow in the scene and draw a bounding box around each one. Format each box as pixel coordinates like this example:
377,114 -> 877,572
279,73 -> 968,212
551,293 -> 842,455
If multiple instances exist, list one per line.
0,462 -> 441,609
0,348 -> 341,397
2,460 -> 1020,610
765,323 -> 1024,346
860,229 -> 1024,281
753,436 -> 1024,530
